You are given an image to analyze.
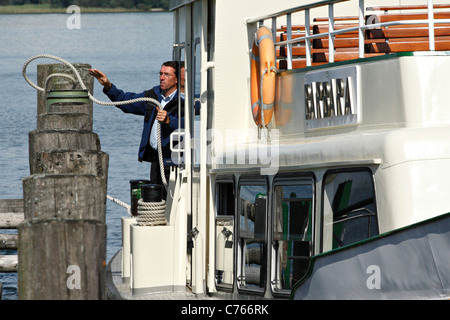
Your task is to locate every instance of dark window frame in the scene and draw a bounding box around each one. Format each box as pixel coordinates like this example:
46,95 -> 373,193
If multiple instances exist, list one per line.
236,175 -> 269,296
270,172 -> 316,297
320,167 -> 379,252
214,175 -> 236,292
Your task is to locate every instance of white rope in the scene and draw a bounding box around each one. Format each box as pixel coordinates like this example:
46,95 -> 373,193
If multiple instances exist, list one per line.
136,198 -> 166,226
107,194 -> 131,215
156,121 -> 167,189
23,54 -> 170,212
22,54 -> 164,111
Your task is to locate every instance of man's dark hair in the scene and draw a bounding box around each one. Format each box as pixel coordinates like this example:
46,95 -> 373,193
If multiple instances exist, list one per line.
162,61 -> 185,78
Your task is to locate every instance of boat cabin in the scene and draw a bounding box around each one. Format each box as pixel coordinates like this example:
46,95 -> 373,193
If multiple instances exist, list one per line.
111,0 -> 450,300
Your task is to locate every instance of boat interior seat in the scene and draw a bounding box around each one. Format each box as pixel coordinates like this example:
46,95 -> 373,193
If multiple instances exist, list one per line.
365,5 -> 450,54
274,5 -> 450,70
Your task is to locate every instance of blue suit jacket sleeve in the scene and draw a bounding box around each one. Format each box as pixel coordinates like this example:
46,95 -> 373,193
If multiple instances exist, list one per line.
104,84 -> 147,115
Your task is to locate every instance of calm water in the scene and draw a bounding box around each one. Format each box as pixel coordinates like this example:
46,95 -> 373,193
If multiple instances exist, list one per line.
0,12 -> 173,299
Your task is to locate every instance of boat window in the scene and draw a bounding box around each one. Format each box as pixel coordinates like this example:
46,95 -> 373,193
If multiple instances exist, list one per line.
237,180 -> 267,293
215,179 -> 235,291
322,169 -> 379,252
271,179 -> 313,296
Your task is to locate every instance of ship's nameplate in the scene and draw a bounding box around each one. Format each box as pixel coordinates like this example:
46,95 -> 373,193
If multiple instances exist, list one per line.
304,66 -> 360,130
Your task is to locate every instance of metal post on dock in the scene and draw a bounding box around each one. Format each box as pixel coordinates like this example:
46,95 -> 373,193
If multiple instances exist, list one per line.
18,63 -> 109,300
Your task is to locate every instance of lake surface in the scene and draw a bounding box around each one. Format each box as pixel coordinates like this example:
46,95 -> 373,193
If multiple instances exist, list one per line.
0,11 -> 173,300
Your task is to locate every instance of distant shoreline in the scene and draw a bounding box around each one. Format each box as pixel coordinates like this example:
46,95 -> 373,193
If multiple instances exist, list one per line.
0,5 -> 167,14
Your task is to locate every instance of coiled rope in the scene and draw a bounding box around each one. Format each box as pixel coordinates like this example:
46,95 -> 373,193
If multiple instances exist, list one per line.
23,54 -> 168,222
136,198 -> 167,226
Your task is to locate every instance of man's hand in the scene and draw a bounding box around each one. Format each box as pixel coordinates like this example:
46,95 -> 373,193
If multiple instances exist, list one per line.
89,68 -> 112,91
156,106 -> 170,125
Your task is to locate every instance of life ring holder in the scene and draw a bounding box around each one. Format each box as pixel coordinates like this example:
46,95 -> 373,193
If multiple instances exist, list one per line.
250,26 -> 277,135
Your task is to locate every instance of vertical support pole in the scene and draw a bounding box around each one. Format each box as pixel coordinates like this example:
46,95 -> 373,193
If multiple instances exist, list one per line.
183,2 -> 195,294
271,17 -> 277,45
171,11 -> 187,292
328,3 -> 335,63
428,0 -> 435,51
359,0 -> 365,58
199,0 -> 209,295
271,16 -> 278,71
305,9 -> 312,67
286,13 -> 293,70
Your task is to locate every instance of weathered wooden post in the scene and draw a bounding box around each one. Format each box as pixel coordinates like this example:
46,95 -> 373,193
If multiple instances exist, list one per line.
18,63 -> 108,300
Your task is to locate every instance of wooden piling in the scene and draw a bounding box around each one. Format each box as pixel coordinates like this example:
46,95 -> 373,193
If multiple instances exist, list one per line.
18,63 -> 108,300
18,219 -> 106,300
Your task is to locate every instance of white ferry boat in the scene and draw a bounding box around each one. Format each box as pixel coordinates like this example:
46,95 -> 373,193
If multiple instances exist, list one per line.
106,0 -> 450,300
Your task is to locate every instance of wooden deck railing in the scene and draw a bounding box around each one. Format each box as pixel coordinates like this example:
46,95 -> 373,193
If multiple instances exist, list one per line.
247,0 -> 450,70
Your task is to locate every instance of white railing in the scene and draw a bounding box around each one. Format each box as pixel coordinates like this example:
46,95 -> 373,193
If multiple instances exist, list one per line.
247,0 -> 450,69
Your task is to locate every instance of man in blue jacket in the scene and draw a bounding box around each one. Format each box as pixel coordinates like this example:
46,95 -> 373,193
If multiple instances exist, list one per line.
89,61 -> 184,196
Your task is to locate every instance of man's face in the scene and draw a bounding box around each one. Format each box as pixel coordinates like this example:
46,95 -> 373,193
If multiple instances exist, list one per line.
159,65 -> 177,95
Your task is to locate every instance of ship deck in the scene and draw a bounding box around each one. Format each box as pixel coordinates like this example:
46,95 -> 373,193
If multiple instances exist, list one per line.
106,249 -> 226,300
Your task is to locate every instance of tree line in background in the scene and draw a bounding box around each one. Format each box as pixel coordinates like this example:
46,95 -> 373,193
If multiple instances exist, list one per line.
0,0 -> 170,10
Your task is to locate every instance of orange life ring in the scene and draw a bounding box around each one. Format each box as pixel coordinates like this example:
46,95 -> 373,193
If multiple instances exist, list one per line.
250,26 -> 276,127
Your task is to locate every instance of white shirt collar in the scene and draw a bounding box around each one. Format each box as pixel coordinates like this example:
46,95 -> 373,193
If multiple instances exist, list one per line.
161,89 -> 177,102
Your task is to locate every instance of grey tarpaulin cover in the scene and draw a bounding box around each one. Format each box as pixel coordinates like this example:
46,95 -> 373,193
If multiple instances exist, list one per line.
292,212 -> 450,300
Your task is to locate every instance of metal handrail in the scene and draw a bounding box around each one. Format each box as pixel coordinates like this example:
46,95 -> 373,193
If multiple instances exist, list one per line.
276,19 -> 450,47
246,0 -> 350,24
247,0 -> 447,69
